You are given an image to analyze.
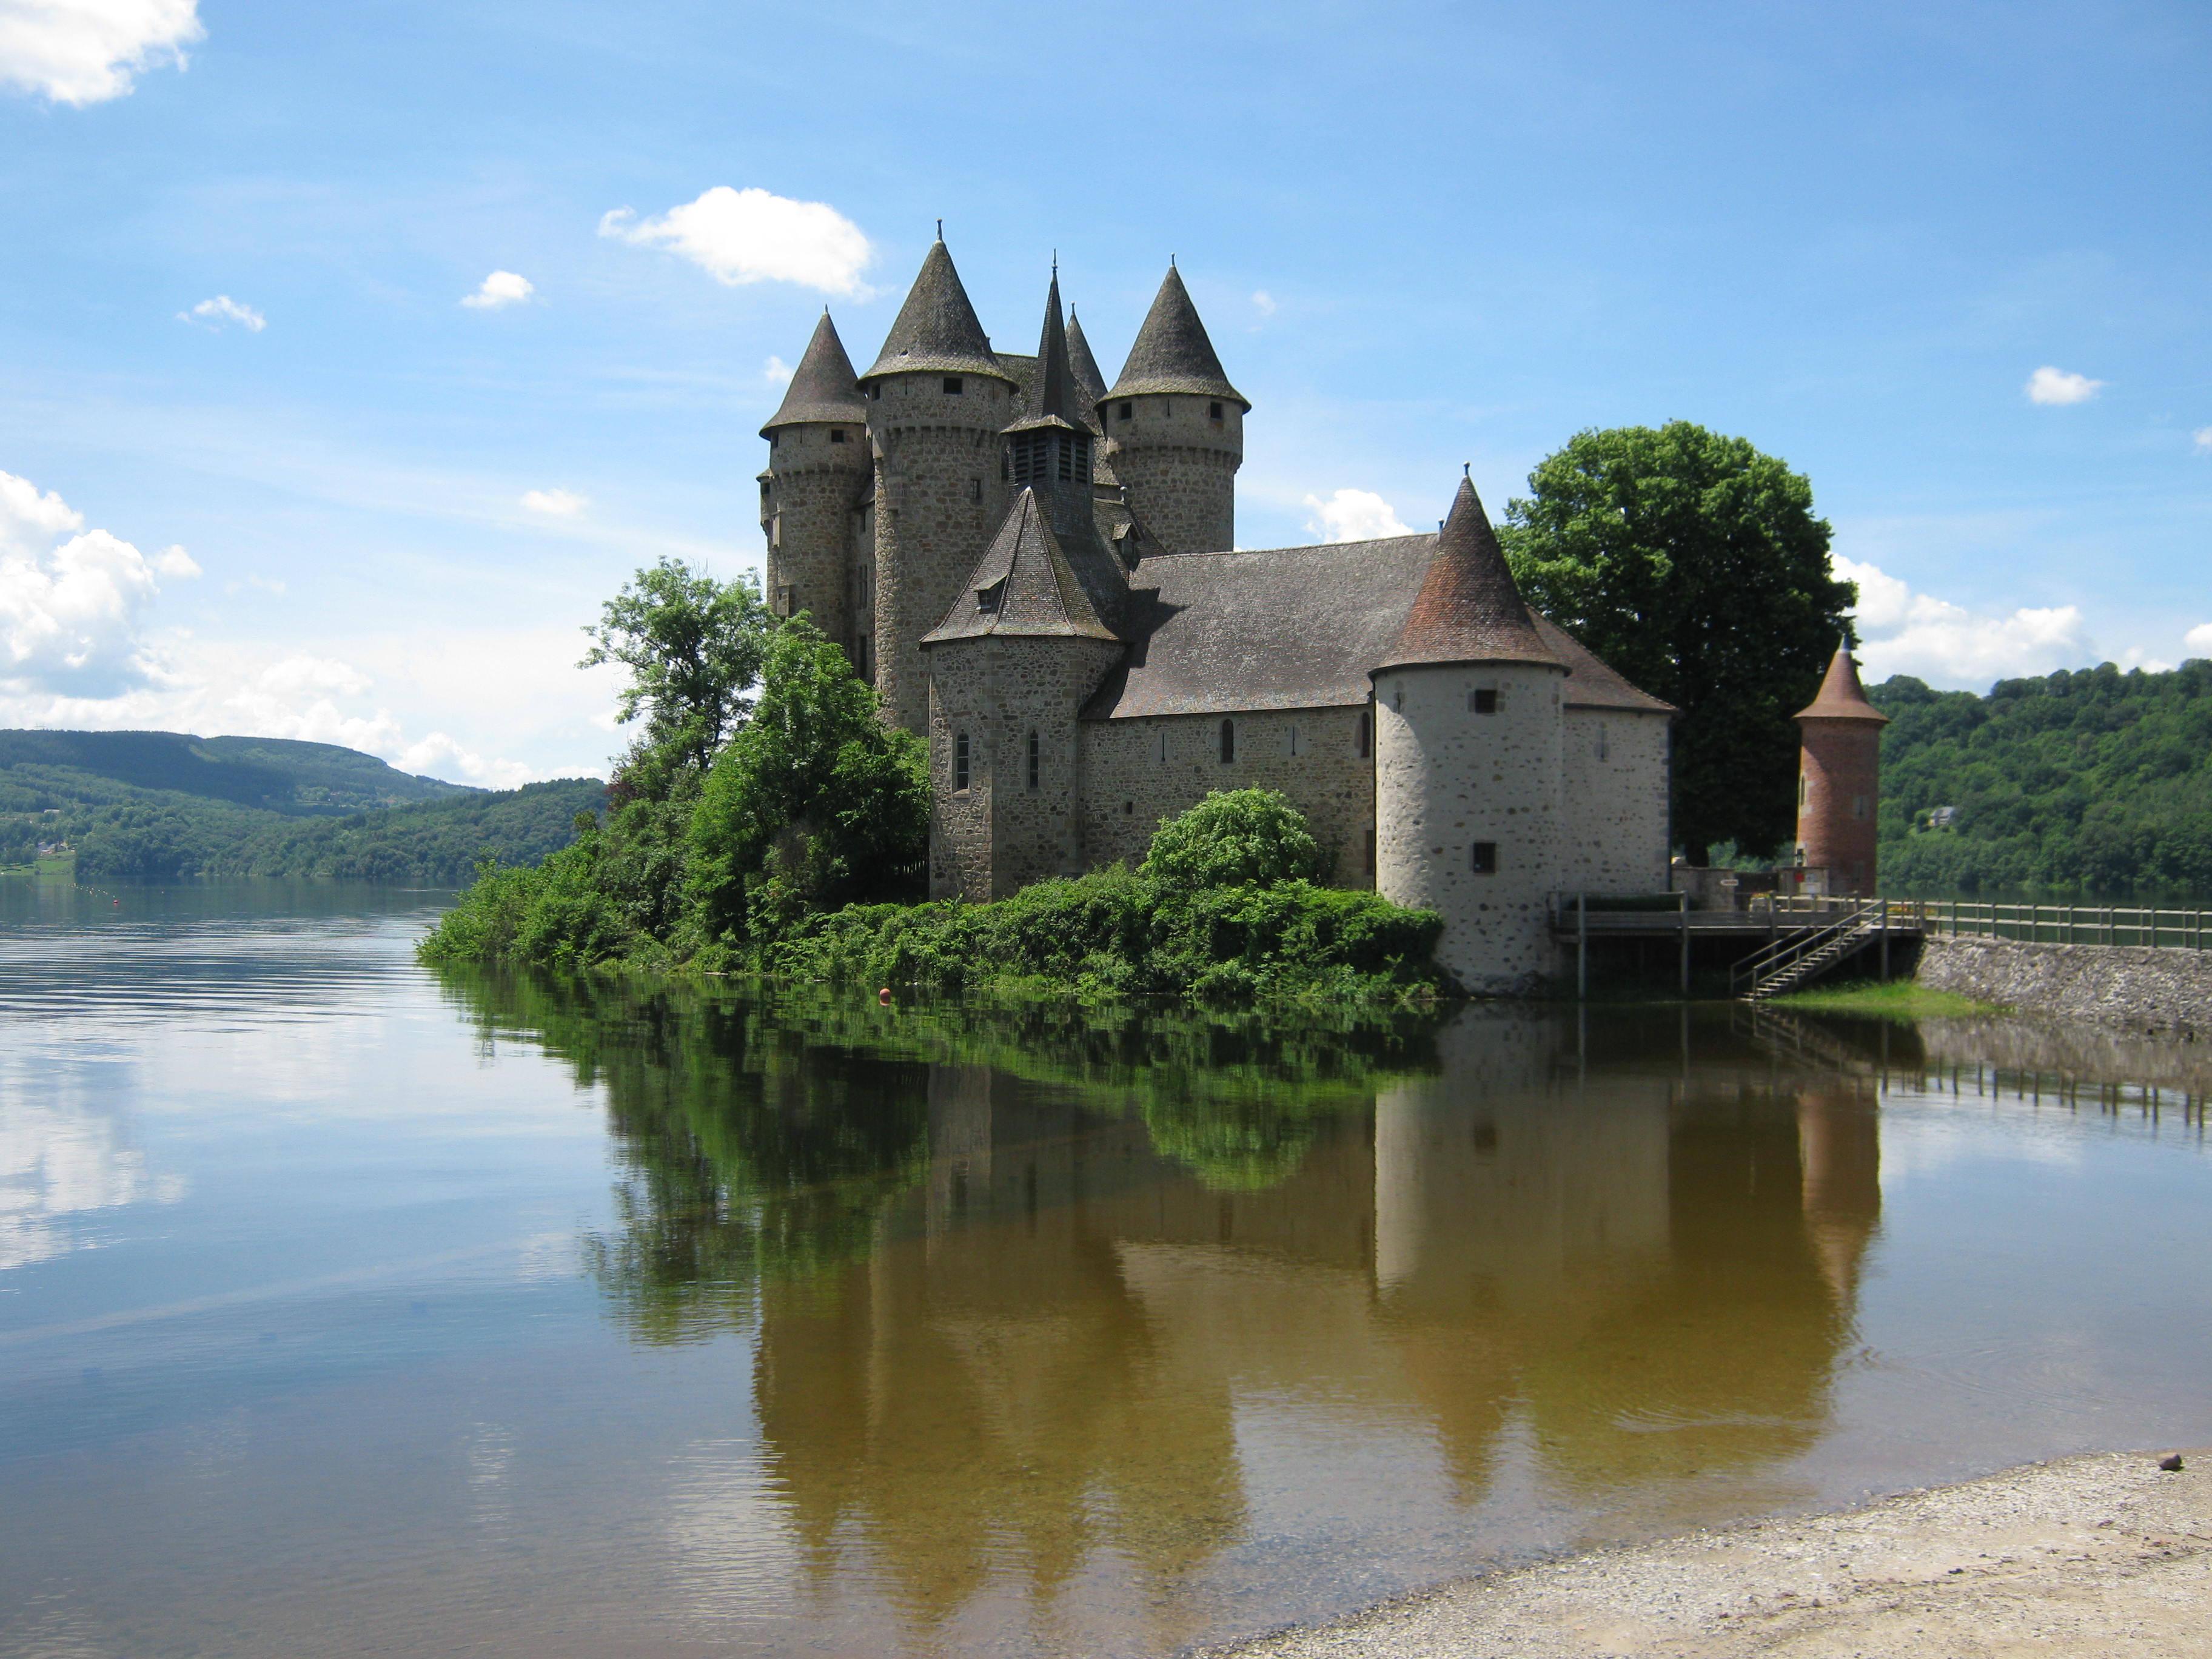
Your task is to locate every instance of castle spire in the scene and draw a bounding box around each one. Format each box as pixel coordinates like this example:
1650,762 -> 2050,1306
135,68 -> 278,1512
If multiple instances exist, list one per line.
1004,271 -> 1085,436
760,312 -> 865,435
1793,645 -> 1889,723
1106,264 -> 1248,409
862,239 -> 1012,383
1064,309 -> 1109,431
1379,477 -> 1557,670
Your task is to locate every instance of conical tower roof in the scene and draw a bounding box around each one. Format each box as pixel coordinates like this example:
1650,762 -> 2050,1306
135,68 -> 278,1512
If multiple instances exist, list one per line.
922,489 -> 1120,644
1376,476 -> 1558,672
760,312 -> 866,435
862,239 -> 1013,383
1105,265 -> 1248,409
1794,646 -> 1889,723
1065,309 -> 1109,432
1005,273 -> 1088,437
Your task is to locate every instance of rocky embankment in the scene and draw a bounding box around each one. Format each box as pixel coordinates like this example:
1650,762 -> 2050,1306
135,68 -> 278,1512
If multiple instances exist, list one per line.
1215,1450 -> 2211,1659
1916,935 -> 2212,1037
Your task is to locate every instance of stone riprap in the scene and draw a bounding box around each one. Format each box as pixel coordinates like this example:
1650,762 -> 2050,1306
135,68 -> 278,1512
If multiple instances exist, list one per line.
1917,935 -> 2212,1038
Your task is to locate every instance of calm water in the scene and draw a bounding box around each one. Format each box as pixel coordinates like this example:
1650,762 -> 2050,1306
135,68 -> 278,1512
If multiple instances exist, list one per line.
5,881 -> 2211,1658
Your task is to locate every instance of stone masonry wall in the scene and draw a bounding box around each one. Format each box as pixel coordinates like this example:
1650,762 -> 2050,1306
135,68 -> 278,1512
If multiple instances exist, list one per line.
1557,707 -> 1672,896
1797,718 -> 1882,895
1099,395 -> 1241,554
869,372 -> 1020,734
1915,936 -> 2212,1039
927,635 -> 1124,900
762,423 -> 870,655
1376,662 -> 1568,994
1078,703 -> 1375,885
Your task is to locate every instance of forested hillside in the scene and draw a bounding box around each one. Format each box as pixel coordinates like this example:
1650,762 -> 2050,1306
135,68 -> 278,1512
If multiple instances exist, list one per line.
1874,660 -> 2212,894
0,728 -> 604,883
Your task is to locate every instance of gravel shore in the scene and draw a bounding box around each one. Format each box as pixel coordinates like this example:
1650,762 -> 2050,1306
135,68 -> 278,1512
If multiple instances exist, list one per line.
1207,1449 -> 2211,1658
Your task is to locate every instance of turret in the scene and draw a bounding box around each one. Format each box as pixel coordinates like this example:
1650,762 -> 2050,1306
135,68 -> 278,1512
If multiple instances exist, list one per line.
922,276 -> 1130,901
1371,475 -> 1568,994
1101,266 -> 1245,554
760,312 -> 871,660
1064,310 -> 1109,436
1792,646 -> 1886,897
861,238 -> 1021,734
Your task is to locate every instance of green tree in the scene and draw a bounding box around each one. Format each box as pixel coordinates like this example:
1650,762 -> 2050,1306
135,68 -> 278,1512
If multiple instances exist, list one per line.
686,620 -> 930,943
581,559 -> 771,776
1140,789 -> 1330,890
1500,422 -> 1855,865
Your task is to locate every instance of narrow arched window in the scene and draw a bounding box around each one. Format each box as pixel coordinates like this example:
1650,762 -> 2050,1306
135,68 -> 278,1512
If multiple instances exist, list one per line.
1154,729 -> 1169,763
1219,719 -> 1235,763
954,732 -> 970,791
1356,709 -> 1372,759
1027,729 -> 1040,791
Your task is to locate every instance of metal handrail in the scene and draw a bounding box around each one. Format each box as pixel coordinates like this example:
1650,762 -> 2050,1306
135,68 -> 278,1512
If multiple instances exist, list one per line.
1729,899 -> 1881,998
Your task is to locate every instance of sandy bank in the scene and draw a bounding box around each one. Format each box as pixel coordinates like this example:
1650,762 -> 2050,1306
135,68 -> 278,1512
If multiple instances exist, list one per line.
1208,1449 -> 2211,1658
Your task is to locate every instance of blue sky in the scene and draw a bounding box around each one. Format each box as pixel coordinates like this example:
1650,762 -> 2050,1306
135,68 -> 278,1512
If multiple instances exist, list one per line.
2,0 -> 2207,784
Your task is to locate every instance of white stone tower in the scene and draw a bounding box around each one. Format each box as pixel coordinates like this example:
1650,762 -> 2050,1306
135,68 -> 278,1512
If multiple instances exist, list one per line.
759,312 -> 870,660
1100,266 -> 1245,555
1372,476 -> 1569,994
861,239 -> 1021,735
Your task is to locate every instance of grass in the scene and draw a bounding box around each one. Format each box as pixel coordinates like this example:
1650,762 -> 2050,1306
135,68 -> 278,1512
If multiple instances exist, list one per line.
1772,977 -> 2005,1017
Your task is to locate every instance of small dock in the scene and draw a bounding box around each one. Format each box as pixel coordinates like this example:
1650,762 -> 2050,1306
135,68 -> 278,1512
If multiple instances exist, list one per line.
1550,894 -> 1926,998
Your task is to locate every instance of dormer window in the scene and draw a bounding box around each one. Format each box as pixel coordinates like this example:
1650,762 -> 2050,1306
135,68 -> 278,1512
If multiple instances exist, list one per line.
830,428 -> 848,443
976,581 -> 1002,614
943,377 -> 964,395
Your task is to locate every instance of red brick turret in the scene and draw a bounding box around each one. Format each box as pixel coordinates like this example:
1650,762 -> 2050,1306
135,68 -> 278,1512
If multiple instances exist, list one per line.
1792,647 -> 1887,897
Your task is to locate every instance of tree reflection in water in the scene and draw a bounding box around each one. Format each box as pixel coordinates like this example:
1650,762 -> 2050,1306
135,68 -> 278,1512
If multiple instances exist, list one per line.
437,971 -> 1888,1633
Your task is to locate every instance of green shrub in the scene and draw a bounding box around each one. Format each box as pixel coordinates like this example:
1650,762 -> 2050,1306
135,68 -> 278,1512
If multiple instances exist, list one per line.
1141,788 -> 1330,889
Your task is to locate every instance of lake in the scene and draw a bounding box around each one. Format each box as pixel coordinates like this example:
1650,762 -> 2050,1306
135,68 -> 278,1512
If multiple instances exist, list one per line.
4,881 -> 2210,1658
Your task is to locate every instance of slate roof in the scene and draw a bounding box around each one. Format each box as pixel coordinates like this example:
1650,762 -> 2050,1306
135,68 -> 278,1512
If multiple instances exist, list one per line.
1004,274 -> 1090,437
1376,477 -> 1558,673
1105,266 -> 1249,409
923,490 -> 1121,645
1794,646 -> 1888,723
1079,529 -> 1672,721
1065,311 -> 1109,434
862,241 -> 1015,383
760,312 -> 866,434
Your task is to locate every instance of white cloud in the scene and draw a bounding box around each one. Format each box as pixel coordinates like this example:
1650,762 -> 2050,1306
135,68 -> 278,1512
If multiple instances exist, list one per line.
2185,623 -> 2212,655
763,355 -> 792,384
2025,365 -> 2101,406
461,270 -> 534,310
0,0 -> 202,105
1834,553 -> 2096,685
395,731 -> 532,789
1252,290 -> 1278,318
598,186 -> 874,296
520,488 -> 586,517
0,469 -> 196,697
1302,488 -> 1413,543
2192,427 -> 2212,452
181,295 -> 265,332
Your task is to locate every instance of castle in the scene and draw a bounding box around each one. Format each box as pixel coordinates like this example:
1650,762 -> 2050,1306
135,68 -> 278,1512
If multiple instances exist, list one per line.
758,239 -> 1684,991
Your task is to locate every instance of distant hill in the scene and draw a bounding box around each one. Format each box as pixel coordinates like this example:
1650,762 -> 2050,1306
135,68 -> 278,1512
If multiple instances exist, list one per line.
0,728 -> 605,883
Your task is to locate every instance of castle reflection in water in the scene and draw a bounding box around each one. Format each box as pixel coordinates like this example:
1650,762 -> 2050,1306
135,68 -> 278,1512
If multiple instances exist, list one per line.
455,980 -> 1883,1628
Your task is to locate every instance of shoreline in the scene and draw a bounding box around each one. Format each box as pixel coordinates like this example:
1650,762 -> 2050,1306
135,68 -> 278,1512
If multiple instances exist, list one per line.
1204,1449 -> 2211,1658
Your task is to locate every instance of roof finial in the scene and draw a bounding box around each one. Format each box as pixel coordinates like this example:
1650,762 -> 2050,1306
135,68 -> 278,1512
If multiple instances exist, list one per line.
1169,253 -> 1176,267
1463,462 -> 1471,477
936,218 -> 943,241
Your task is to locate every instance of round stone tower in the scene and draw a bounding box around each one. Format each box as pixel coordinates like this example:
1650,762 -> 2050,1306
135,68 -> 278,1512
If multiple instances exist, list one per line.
760,312 -> 870,660
1372,475 -> 1569,994
1792,646 -> 1887,897
1100,265 -> 1245,555
861,238 -> 1021,734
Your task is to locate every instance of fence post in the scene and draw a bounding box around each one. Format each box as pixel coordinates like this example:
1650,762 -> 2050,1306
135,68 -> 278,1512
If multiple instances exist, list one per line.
1577,890 -> 1587,1002
1680,890 -> 1691,997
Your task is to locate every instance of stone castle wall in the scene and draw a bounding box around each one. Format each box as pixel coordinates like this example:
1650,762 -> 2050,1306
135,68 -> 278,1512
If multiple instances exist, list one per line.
1099,395 -> 1241,554
1796,718 -> 1882,896
1375,662 -> 1569,994
762,423 -> 870,654
1078,703 -> 1376,885
927,635 -> 1124,900
1915,936 -> 2212,1040
868,372 -> 1020,734
1557,707 -> 1673,896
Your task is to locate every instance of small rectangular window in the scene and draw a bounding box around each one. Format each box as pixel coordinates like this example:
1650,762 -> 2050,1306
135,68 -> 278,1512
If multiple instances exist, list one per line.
943,377 -> 964,395
868,383 -> 881,400
1364,828 -> 1376,875
954,732 -> 970,791
1852,794 -> 1869,820
769,432 -> 780,449
1595,723 -> 1609,760
1208,401 -> 1223,420
1026,730 -> 1039,791
774,585 -> 794,616
970,478 -> 982,503
1356,709 -> 1372,759
1154,730 -> 1169,764
1470,688 -> 1498,714
856,634 -> 870,677
1219,719 -> 1235,764
830,427 -> 848,444
1118,402 -> 1133,421
1470,842 -> 1498,875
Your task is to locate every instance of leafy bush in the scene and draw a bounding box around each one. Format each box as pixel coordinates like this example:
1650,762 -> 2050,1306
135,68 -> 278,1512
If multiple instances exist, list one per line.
1140,788 -> 1330,888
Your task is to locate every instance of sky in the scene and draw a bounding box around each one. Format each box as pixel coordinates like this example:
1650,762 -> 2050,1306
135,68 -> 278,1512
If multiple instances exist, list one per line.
1,0 -> 2208,786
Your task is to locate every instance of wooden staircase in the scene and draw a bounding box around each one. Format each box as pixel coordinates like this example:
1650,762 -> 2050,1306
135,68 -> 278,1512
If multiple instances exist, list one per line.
1729,901 -> 1888,1002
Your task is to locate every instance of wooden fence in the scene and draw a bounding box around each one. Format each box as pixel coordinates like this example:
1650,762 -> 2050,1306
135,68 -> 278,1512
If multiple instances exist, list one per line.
1760,894 -> 2212,953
